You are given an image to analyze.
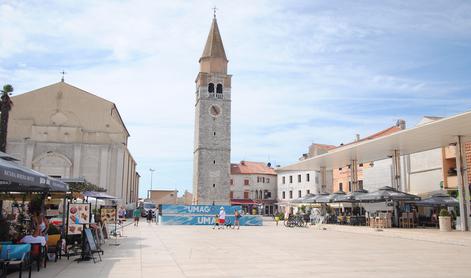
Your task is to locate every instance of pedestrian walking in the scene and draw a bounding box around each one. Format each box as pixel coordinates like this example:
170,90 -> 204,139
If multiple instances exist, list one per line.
133,207 -> 140,227
234,209 -> 241,229
218,207 -> 226,229
146,210 -> 153,223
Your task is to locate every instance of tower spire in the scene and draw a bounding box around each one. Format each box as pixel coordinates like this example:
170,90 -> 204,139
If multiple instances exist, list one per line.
199,15 -> 228,73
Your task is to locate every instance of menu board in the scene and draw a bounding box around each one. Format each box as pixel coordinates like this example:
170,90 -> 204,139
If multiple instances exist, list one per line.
100,205 -> 117,224
67,203 -> 91,235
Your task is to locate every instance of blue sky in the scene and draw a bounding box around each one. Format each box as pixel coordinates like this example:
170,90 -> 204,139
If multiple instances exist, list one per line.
1,0 -> 471,197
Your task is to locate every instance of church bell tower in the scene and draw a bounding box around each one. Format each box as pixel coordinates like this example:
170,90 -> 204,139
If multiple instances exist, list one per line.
192,15 -> 231,205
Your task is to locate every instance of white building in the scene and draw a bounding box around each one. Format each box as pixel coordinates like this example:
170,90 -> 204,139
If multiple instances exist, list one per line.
363,117 -> 446,195
230,161 -> 277,215
276,143 -> 335,212
7,81 -> 139,205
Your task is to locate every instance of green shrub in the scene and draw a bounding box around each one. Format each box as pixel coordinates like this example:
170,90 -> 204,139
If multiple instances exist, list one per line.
439,208 -> 450,217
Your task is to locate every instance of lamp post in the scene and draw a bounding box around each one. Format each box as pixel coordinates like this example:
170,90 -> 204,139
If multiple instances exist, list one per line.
149,168 -> 155,199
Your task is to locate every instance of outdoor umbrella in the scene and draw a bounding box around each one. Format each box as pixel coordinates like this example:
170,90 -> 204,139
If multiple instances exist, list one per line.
334,189 -> 369,203
414,193 -> 459,207
355,186 -> 420,202
312,192 -> 333,203
329,190 -> 347,202
83,191 -> 119,200
0,151 -> 68,192
291,193 -> 316,204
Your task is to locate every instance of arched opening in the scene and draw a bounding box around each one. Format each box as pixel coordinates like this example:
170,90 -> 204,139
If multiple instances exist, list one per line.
208,83 -> 214,93
216,84 -> 223,94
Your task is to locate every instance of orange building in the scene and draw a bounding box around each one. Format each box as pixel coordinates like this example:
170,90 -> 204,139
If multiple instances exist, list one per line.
332,121 -> 405,193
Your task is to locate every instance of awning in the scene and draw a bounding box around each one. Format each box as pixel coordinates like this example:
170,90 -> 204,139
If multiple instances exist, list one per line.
0,154 -> 68,192
231,199 -> 258,205
83,191 -> 119,200
413,192 -> 459,207
334,189 -> 369,203
278,109 -> 471,171
355,186 -> 420,203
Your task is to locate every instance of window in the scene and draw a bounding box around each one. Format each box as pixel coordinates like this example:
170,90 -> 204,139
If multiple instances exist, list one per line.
213,184 -> 216,188
213,132 -> 216,136
339,167 -> 342,171
282,191 -> 286,199
244,191 -> 249,199
244,179 -> 249,186
298,190 -> 302,198
289,191 -> 293,199
358,180 -> 364,190
359,163 -> 363,167
255,191 -> 259,199
216,83 -> 223,94
230,191 -> 234,199
262,177 -> 265,183
298,175 -> 301,183
266,178 -> 270,183
306,173 -> 310,182
289,176 -> 293,183
348,181 -> 351,192
307,189 -> 310,195
208,83 -> 214,93
339,182 -> 343,191
282,176 -> 286,184
257,177 -> 260,183
213,160 -> 216,164
230,179 -> 233,185
259,190 -> 262,199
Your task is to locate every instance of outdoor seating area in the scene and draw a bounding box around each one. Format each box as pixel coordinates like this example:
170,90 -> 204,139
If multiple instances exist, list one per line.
0,152 -> 124,277
288,186 -> 461,230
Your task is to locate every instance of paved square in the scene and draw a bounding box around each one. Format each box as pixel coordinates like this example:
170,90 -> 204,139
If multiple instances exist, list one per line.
27,220 -> 471,278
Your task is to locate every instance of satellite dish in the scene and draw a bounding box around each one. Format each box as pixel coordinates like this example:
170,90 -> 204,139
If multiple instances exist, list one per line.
267,162 -> 271,168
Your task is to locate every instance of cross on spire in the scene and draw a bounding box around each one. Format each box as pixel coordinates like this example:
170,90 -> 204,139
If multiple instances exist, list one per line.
212,6 -> 217,18
60,70 -> 66,82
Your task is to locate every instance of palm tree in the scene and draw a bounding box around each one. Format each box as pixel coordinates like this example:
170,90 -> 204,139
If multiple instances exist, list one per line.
0,84 -> 13,152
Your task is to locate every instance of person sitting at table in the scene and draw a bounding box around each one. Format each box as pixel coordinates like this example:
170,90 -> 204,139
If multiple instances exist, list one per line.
20,228 -> 46,247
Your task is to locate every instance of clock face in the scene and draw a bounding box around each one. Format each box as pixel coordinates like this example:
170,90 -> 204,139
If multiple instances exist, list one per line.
209,105 -> 221,117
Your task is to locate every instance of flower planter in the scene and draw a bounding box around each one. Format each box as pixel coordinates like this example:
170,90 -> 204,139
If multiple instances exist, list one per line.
439,216 -> 452,232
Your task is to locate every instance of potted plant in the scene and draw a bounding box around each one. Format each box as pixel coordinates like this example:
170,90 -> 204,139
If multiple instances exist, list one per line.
439,208 -> 452,232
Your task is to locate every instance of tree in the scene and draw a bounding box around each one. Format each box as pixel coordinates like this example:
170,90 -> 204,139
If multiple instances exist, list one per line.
0,84 -> 13,152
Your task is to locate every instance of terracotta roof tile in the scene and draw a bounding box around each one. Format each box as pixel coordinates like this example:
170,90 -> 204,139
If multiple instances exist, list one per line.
231,161 -> 276,175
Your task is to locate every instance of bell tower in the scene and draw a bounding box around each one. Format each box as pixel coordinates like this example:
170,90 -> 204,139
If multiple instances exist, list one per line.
192,15 -> 232,205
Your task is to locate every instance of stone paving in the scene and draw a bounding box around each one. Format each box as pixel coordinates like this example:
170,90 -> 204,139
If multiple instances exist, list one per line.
14,219 -> 471,278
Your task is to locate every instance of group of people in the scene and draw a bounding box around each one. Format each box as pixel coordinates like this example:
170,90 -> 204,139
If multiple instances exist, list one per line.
213,207 -> 242,230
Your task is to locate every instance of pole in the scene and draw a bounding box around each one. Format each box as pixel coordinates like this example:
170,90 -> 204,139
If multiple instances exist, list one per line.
456,136 -> 469,231
149,168 -> 155,199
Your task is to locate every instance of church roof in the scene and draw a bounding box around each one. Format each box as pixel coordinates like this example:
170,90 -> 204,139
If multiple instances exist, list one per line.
200,18 -> 227,61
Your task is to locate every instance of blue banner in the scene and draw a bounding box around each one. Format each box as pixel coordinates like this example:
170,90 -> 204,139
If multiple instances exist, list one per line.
159,205 -> 263,226
160,215 -> 263,226
161,205 -> 241,215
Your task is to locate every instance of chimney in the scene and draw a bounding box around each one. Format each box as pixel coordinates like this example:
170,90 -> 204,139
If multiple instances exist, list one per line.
396,119 -> 406,130
355,134 -> 360,141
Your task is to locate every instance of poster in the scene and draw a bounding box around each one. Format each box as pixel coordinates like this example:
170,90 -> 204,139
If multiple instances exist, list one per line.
67,203 -> 91,235
100,205 -> 117,224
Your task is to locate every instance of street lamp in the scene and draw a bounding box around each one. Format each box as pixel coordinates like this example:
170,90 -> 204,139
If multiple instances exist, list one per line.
149,168 -> 155,198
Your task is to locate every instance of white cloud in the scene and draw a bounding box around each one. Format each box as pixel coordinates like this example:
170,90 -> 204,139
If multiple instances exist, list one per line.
1,0 -> 471,197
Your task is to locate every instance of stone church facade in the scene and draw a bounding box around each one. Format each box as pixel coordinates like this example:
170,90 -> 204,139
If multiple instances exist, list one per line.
7,81 -> 139,205
192,17 -> 231,205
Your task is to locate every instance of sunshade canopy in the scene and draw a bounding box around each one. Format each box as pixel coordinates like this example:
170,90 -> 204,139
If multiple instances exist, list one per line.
83,191 -> 119,200
278,110 -> 471,171
414,193 -> 459,207
334,189 -> 369,203
0,154 -> 68,192
291,193 -> 316,204
355,186 -> 420,203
